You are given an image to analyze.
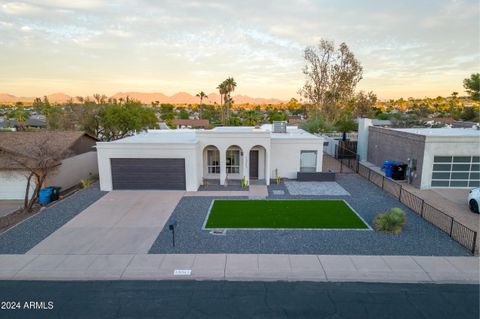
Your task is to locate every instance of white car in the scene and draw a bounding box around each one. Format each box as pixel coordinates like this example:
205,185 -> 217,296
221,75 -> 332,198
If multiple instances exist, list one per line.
468,188 -> 480,214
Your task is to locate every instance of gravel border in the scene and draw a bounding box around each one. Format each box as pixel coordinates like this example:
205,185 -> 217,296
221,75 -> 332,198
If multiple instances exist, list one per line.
0,184 -> 107,254
149,175 -> 470,256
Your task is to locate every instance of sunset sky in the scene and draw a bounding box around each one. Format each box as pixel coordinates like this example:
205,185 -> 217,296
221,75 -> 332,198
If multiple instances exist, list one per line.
0,0 -> 478,100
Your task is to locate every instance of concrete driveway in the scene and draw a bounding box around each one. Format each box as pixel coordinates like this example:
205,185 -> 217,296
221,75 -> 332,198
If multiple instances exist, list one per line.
27,191 -> 184,255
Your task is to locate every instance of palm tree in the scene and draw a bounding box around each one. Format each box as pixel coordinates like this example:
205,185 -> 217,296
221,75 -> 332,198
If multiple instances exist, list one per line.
217,82 -> 227,124
219,77 -> 237,125
196,91 -> 208,105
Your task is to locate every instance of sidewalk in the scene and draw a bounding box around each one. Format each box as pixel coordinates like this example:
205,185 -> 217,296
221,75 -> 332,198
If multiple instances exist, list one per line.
0,254 -> 478,284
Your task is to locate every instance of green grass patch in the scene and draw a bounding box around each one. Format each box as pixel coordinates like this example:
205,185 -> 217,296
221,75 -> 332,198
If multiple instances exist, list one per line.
205,200 -> 369,229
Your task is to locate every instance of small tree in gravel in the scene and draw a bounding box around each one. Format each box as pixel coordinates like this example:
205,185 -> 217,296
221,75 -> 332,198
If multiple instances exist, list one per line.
1,135 -> 69,212
373,208 -> 406,234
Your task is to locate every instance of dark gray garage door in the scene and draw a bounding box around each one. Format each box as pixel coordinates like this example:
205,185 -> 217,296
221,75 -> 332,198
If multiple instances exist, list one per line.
111,158 -> 186,190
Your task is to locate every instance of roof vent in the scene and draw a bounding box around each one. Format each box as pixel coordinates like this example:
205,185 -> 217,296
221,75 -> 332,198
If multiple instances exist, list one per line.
273,121 -> 287,133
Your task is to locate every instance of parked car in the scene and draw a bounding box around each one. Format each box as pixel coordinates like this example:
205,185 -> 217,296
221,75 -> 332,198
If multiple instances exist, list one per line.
468,188 -> 480,214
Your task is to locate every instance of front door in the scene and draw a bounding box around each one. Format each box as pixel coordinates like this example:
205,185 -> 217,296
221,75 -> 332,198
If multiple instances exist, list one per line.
249,150 -> 259,179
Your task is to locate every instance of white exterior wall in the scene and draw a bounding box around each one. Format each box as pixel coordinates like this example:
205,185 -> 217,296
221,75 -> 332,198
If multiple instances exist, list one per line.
357,118 -> 373,161
420,136 -> 479,189
322,136 -> 339,156
96,143 -> 199,191
47,151 -> 98,190
96,129 -> 324,191
196,131 -> 271,185
0,171 -> 35,200
270,138 -> 324,179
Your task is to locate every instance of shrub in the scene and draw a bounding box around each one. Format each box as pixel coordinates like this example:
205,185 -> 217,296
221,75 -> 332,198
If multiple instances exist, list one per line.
80,178 -> 92,189
373,207 -> 406,234
241,177 -> 248,189
275,168 -> 281,185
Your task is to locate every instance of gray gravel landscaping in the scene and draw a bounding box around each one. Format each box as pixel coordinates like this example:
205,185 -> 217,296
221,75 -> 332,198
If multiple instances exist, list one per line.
0,184 -> 106,254
149,174 -> 470,256
285,181 -> 351,196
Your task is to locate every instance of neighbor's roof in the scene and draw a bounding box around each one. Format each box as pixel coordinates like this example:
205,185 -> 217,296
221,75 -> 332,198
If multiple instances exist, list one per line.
108,124 -> 320,144
0,131 -> 97,169
390,127 -> 480,137
172,119 -> 210,127
0,116 -> 47,128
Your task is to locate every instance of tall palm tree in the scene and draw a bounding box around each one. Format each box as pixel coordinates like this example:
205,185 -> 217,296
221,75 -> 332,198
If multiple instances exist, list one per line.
219,77 -> 237,125
196,91 -> 208,105
217,83 -> 227,124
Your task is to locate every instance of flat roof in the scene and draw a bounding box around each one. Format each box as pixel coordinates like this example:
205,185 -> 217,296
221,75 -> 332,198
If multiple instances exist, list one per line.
390,127 -> 480,137
108,124 -> 320,144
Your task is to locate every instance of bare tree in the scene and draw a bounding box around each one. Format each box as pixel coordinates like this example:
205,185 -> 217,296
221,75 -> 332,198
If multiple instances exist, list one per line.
1,134 -> 70,211
300,39 -> 363,122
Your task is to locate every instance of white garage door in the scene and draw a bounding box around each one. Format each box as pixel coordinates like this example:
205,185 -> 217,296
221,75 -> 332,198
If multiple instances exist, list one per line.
431,156 -> 480,188
0,171 -> 35,200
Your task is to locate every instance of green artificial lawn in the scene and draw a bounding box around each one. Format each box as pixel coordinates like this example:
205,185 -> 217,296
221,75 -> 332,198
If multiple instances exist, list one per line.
205,200 -> 369,229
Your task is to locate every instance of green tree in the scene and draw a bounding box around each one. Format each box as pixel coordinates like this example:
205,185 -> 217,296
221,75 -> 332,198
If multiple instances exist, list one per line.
242,109 -> 263,126
98,100 -> 158,141
353,91 -> 377,118
267,109 -> 287,123
32,97 -> 44,113
77,99 -> 157,141
335,112 -> 357,141
159,104 -> 175,121
178,108 -> 190,119
463,73 -> 480,100
8,109 -> 30,131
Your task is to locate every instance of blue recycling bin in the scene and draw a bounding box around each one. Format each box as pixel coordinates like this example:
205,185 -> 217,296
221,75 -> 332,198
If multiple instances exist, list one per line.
383,161 -> 396,178
39,187 -> 53,206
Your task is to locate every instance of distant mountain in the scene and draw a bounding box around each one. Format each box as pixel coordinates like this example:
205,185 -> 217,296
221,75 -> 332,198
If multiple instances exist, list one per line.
0,91 -> 286,105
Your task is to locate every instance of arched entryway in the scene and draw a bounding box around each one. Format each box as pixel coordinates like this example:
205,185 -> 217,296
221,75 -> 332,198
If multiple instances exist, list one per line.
249,145 -> 267,184
203,145 -> 220,184
225,145 -> 244,180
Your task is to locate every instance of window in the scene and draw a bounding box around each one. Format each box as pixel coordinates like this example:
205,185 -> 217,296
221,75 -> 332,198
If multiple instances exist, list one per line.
300,151 -> 317,173
431,156 -> 480,188
207,150 -> 220,174
226,149 -> 240,174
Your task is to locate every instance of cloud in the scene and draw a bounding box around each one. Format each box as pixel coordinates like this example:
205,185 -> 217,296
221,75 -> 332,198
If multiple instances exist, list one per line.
1,1 -> 41,15
0,0 -> 478,99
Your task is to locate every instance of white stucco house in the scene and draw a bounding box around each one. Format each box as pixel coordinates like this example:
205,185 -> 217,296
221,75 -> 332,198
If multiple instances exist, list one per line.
96,123 -> 324,191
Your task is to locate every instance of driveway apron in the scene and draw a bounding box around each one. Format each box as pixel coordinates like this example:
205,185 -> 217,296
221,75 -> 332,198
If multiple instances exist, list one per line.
27,191 -> 184,255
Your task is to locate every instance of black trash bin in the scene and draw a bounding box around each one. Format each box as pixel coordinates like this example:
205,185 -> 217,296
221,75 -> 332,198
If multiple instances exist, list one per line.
50,186 -> 62,201
391,163 -> 407,180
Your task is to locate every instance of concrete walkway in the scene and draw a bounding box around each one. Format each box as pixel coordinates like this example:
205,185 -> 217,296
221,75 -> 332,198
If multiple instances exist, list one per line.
27,191 -> 184,255
185,185 -> 268,197
0,254 -> 477,284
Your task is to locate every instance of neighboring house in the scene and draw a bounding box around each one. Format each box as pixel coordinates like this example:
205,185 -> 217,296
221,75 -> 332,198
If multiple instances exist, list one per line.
0,132 -> 98,200
287,115 -> 304,125
96,122 -> 324,191
0,115 -> 47,130
359,122 -> 480,189
172,119 -> 210,129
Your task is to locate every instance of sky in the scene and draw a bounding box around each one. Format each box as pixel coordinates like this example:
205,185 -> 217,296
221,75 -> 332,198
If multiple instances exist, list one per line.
0,0 -> 479,100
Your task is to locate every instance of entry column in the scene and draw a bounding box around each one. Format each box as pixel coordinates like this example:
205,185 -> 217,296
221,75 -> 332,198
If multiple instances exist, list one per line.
219,148 -> 226,185
243,149 -> 250,185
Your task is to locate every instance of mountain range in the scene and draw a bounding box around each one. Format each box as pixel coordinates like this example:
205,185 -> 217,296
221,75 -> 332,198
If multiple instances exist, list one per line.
0,92 -> 285,105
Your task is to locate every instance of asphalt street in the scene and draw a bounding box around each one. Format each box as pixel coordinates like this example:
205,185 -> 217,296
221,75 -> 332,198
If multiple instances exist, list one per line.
0,281 -> 477,319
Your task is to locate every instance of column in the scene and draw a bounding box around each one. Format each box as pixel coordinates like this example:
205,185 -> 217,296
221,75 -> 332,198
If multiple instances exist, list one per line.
243,149 -> 250,185
219,148 -> 226,185
265,149 -> 270,185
